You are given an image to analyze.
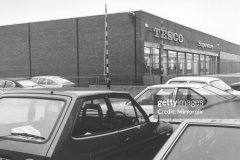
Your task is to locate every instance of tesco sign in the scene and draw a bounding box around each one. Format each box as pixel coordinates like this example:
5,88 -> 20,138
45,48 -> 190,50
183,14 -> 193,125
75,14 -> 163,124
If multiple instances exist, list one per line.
153,27 -> 184,43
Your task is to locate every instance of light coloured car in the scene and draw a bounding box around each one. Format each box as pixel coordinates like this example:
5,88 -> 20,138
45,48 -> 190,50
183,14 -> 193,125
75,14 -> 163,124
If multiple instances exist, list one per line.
165,76 -> 240,95
0,78 -> 43,92
153,119 -> 240,160
134,83 -> 236,122
31,76 -> 75,88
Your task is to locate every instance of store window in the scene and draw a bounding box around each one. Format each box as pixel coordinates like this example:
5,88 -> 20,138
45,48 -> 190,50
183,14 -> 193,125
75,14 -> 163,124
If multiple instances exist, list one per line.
178,52 -> 185,75
193,54 -> 199,75
161,50 -> 167,75
186,53 -> 193,74
212,56 -> 217,74
152,48 -> 160,74
168,51 -> 177,75
206,56 -> 211,74
144,47 -> 160,75
144,47 -> 151,75
200,55 -> 205,74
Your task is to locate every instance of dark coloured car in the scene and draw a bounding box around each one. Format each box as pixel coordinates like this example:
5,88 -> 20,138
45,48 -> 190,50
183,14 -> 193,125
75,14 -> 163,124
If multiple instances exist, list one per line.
0,90 -> 172,160
0,78 -> 43,91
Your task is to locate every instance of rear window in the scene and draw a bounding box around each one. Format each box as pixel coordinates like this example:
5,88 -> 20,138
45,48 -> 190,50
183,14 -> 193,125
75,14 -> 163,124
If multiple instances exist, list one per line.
168,81 -> 188,84
203,85 -> 235,100
53,77 -> 71,84
210,80 -> 231,91
0,98 -> 65,142
189,81 -> 207,85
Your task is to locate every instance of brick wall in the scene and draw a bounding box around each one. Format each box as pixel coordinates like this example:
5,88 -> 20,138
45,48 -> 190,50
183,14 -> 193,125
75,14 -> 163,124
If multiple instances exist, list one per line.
0,24 -> 30,78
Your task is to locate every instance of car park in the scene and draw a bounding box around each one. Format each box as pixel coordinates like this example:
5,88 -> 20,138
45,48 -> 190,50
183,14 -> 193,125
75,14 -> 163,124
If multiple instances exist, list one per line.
153,119 -> 240,160
0,90 -> 172,160
134,83 -> 236,122
31,76 -> 75,88
0,78 -> 43,91
165,76 -> 240,95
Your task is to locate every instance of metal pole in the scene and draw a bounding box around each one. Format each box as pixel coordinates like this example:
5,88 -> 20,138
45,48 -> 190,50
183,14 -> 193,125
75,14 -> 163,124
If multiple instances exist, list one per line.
159,21 -> 163,84
105,3 -> 110,89
28,23 -> 32,77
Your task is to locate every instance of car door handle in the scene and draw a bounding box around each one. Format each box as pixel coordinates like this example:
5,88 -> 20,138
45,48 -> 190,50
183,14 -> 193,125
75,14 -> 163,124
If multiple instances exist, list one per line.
123,135 -> 130,142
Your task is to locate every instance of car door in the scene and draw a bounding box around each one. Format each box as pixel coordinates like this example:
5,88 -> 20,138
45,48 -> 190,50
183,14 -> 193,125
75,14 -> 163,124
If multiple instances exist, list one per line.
54,95 -> 123,160
173,87 -> 207,121
107,94 -> 161,160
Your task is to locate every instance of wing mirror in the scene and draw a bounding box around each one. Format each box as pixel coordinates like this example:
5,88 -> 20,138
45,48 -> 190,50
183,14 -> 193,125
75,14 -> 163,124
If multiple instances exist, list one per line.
148,114 -> 160,124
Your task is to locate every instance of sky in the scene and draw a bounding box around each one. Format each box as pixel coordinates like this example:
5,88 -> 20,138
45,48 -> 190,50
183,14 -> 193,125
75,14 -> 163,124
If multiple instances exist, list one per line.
0,0 -> 240,45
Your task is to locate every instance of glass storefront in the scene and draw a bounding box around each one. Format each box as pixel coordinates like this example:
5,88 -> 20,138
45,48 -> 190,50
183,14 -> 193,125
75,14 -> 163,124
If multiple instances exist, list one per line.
168,51 -> 177,75
186,53 -> 193,74
144,44 -> 218,76
200,55 -> 205,74
178,52 -> 185,75
193,54 -> 199,75
161,50 -> 167,75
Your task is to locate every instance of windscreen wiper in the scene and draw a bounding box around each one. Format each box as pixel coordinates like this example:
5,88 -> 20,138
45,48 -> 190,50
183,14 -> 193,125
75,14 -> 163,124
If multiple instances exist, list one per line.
11,132 -> 46,140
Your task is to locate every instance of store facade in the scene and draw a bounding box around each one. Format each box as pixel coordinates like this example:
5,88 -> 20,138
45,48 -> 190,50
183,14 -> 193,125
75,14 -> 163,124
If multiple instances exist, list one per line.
0,11 -> 240,86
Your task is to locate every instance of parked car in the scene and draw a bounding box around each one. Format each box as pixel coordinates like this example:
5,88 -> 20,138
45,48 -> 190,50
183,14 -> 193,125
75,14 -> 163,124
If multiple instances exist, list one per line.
0,90 -> 172,160
153,119 -> 240,160
134,83 -> 236,122
31,76 -> 75,88
165,76 -> 240,95
0,78 -> 43,91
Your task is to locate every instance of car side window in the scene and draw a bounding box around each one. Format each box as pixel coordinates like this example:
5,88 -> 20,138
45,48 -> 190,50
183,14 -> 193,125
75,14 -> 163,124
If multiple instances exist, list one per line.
72,97 -> 114,138
38,78 -> 46,85
109,97 -> 145,129
176,88 -> 206,105
5,81 -> 15,88
47,79 -> 57,85
31,78 -> 38,83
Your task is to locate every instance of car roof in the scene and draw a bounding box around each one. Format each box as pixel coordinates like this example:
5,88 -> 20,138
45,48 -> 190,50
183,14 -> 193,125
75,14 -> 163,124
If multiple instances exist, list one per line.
1,89 -> 128,98
147,83 -> 207,89
32,76 -> 60,78
167,76 -> 220,83
182,119 -> 240,126
0,78 -> 31,81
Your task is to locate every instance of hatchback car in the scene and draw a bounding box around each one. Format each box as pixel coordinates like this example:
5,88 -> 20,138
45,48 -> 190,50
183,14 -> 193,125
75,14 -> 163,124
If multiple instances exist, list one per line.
0,90 -> 172,160
165,76 -> 240,95
153,119 -> 240,160
134,83 -> 236,122
31,76 -> 75,88
0,78 -> 42,91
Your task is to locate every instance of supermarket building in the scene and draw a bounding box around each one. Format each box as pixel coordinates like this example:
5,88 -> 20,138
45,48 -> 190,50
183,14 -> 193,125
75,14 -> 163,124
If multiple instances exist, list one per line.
0,10 -> 240,86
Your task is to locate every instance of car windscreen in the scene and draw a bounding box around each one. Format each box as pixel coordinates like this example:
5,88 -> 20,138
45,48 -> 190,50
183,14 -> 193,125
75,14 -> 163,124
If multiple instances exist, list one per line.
0,98 -> 65,142
17,80 -> 39,87
165,125 -> 240,160
210,80 -> 231,91
203,85 -> 235,100
135,88 -> 162,105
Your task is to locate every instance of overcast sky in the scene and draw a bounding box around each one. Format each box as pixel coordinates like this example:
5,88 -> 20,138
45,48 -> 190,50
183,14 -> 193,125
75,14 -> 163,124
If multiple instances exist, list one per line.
0,0 -> 239,45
